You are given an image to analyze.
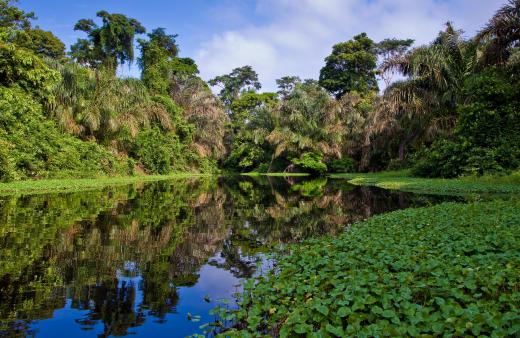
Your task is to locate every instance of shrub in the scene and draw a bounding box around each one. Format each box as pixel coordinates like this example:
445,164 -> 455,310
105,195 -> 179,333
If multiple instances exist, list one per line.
291,152 -> 327,175
328,157 -> 356,173
218,199 -> 520,337
133,127 -> 186,174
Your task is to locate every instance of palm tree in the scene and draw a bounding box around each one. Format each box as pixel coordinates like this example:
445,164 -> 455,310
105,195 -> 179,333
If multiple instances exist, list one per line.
170,74 -> 227,159
266,82 -> 344,170
46,60 -> 172,150
365,23 -> 477,163
477,0 -> 520,66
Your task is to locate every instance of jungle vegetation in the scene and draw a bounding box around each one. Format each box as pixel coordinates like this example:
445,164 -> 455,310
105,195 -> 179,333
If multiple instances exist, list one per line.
0,0 -> 519,181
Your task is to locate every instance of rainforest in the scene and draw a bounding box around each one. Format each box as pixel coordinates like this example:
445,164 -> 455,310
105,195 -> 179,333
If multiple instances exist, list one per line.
0,0 -> 519,337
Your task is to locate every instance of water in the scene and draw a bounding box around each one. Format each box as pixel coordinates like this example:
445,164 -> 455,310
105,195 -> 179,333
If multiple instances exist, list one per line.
0,176 -> 456,337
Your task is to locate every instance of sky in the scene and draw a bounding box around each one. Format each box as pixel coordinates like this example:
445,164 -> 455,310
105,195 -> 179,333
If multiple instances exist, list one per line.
19,0 -> 504,92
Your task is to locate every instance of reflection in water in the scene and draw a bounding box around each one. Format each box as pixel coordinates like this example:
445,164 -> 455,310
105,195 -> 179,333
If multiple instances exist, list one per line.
0,176 -> 455,337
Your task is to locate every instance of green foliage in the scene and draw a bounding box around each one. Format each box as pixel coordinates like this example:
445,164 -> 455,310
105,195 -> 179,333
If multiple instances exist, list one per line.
267,82 -> 343,161
220,199 -> 520,337
209,65 -> 261,106
0,0 -> 34,30
291,152 -> 327,175
319,33 -> 378,98
328,157 -> 356,173
138,28 -> 189,95
0,40 -> 59,99
276,75 -> 301,98
331,171 -> 520,195
71,11 -> 146,70
413,69 -> 520,177
133,127 -> 186,174
0,86 -> 132,180
13,28 -> 65,59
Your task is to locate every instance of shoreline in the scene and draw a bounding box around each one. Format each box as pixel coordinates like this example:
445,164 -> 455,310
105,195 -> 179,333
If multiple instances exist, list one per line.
0,173 -> 213,195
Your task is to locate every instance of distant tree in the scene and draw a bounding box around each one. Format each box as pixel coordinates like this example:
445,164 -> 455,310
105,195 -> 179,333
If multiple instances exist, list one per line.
70,11 -> 145,71
276,76 -> 301,98
477,0 -> 520,66
319,33 -> 378,98
0,0 -> 34,29
375,38 -> 414,86
266,81 -> 344,170
14,28 -> 65,59
208,65 -> 261,106
138,28 -> 199,95
0,1 -> 65,59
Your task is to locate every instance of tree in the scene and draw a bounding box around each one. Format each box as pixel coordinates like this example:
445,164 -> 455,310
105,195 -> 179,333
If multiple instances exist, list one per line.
225,92 -> 278,171
138,28 -> 199,95
369,23 -> 477,164
14,28 -> 65,59
266,81 -> 344,171
208,65 -> 261,106
319,33 -> 378,98
71,11 -> 145,71
0,0 -> 34,29
171,75 -> 227,161
375,38 -> 414,86
276,76 -> 301,98
477,0 -> 520,66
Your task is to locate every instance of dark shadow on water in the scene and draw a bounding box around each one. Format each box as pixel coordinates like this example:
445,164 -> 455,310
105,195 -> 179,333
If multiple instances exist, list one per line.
0,176 -> 459,337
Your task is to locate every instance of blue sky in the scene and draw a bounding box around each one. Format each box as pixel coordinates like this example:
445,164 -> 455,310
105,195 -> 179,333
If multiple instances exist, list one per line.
19,0 -> 504,91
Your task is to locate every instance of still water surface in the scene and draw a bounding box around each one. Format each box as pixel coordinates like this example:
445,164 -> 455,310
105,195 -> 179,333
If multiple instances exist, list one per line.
0,176 -> 456,337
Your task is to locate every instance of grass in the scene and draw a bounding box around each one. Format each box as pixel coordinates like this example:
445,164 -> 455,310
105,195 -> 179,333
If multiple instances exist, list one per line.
0,173 -> 211,195
330,170 -> 520,195
215,199 -> 520,337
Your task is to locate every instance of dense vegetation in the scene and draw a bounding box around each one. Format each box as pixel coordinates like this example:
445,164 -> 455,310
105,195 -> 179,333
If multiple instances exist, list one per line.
1,0 -> 519,181
0,0 -> 225,181
216,199 -> 520,337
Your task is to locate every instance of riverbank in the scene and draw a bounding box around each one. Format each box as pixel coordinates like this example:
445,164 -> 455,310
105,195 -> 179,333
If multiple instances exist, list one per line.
0,173 -> 212,195
330,170 -> 520,195
218,198 -> 520,337
241,172 -> 310,177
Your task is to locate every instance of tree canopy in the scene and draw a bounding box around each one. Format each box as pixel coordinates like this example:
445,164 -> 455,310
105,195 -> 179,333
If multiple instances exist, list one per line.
319,33 -> 379,98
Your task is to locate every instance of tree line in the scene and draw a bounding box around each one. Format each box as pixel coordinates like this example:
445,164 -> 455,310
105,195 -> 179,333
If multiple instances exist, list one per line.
0,0 -> 518,181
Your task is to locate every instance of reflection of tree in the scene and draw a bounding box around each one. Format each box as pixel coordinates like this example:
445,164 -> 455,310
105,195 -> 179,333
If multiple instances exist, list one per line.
0,179 -> 225,336
75,279 -> 145,337
0,176 -> 456,336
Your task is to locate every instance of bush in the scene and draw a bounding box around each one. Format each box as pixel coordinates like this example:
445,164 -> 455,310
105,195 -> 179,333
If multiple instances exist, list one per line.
133,127 -> 186,174
328,157 -> 356,173
291,152 -> 327,175
219,199 -> 520,337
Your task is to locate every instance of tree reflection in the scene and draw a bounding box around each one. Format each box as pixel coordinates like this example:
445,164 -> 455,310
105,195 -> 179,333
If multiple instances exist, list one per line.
0,176 -> 455,336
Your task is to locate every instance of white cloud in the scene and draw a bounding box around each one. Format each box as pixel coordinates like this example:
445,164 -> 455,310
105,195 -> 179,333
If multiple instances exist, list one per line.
194,0 -> 503,92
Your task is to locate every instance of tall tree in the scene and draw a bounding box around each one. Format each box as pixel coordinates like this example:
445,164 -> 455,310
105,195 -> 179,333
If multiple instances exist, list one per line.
14,28 -> 65,59
375,38 -> 414,86
208,65 -> 261,106
266,81 -> 344,170
138,28 -> 199,95
319,33 -> 378,98
0,0 -> 34,29
70,11 -> 145,71
276,76 -> 301,98
477,0 -> 520,66
369,23 -> 477,163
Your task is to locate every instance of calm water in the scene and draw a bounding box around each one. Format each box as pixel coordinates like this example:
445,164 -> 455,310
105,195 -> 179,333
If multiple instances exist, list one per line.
0,176 -> 456,337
